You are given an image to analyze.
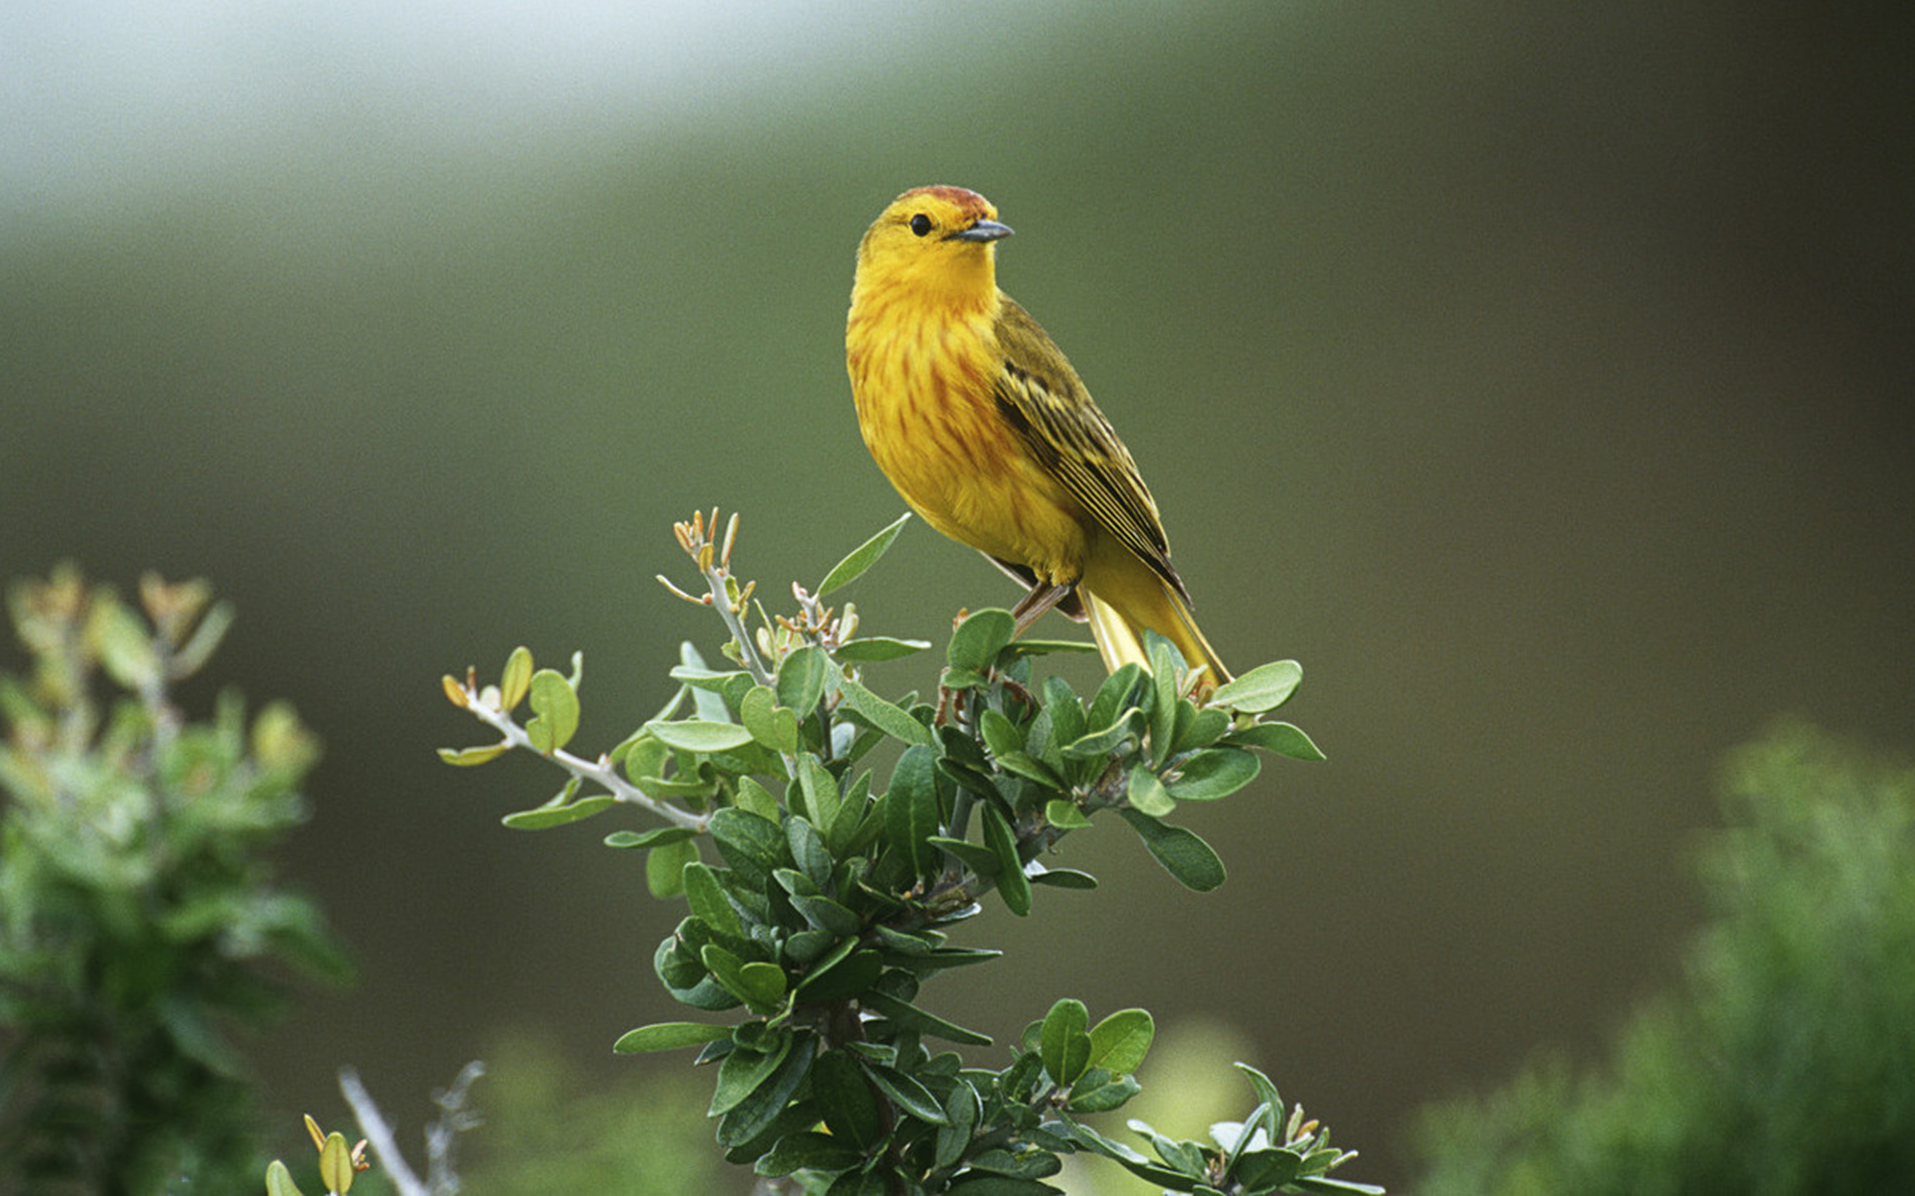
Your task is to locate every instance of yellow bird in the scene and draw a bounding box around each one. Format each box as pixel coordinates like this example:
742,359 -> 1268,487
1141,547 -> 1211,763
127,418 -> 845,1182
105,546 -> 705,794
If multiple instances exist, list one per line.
845,185 -> 1229,691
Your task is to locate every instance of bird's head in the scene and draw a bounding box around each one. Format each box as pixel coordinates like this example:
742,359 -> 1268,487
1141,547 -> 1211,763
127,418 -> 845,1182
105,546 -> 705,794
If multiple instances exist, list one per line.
853,186 -> 1013,308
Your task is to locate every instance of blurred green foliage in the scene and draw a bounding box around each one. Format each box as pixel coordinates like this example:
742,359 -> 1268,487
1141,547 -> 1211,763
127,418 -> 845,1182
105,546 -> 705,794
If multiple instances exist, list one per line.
1413,721 -> 1915,1194
0,567 -> 351,1193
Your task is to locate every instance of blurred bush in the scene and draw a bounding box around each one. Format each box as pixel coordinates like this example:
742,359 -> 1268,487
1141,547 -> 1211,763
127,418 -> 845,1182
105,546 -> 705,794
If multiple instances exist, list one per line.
0,567 -> 351,1192
1413,720 -> 1915,1194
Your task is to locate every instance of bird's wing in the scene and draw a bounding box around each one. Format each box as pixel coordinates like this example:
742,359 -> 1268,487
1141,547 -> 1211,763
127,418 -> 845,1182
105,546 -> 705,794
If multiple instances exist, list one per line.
990,297 -> 1191,605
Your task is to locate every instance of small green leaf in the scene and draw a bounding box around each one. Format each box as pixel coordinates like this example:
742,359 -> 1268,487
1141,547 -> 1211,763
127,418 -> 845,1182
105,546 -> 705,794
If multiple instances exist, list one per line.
501,795 -> 615,829
1173,705 -> 1234,754
755,1131 -> 864,1177
264,1159 -> 305,1196
884,744 -> 941,879
525,669 -> 581,753
438,743 -> 508,766
790,894 -> 861,938
979,707 -> 1024,758
613,1021 -> 735,1054
1118,809 -> 1227,891
500,645 -> 534,710
861,990 -> 993,1046
709,807 -> 787,890
711,1033 -> 794,1115
715,1034 -> 816,1146
982,802 -> 1030,916
797,753 -> 841,830
646,837 -> 699,898
835,635 -> 932,662
1165,747 -> 1261,801
947,608 -> 1016,672
777,645 -> 832,715
683,863 -> 743,939
1040,998 -> 1092,1086
741,685 -> 800,753
604,825 -> 699,850
1062,708 -> 1143,759
734,776 -> 782,821
862,1061 -> 949,1124
819,512 -> 912,595
1086,1008 -> 1154,1074
1044,798 -> 1092,829
1210,660 -> 1302,713
785,816 -> 831,887
840,675 -> 934,746
1147,632 -> 1181,765
1225,720 -> 1326,761
792,947 -> 882,1003
997,750 -> 1065,789
1028,865 -> 1098,890
1068,1070 -> 1142,1114
1126,764 -> 1176,816
646,718 -> 755,753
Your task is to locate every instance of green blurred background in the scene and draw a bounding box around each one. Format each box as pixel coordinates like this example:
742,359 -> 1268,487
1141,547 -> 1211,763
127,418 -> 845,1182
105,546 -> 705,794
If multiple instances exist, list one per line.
5,0 -> 1910,1187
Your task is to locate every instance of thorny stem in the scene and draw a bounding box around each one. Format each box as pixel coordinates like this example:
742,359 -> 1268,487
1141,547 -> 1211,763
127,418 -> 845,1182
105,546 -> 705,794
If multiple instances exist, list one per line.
458,681 -> 710,832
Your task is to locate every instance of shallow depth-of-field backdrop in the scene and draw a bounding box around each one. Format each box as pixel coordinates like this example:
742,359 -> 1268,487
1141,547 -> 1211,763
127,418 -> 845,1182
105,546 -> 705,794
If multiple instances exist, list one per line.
6,1 -> 1911,1187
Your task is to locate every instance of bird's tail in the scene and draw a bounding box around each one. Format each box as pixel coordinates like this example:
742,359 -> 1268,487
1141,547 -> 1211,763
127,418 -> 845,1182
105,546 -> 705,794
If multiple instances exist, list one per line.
1082,573 -> 1231,697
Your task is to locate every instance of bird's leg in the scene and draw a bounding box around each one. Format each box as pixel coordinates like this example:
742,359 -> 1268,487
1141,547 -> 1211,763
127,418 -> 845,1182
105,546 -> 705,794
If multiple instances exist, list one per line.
1010,580 -> 1075,636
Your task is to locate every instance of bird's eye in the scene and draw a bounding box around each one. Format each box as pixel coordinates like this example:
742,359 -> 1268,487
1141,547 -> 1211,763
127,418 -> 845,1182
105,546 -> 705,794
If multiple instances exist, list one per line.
909,214 -> 933,237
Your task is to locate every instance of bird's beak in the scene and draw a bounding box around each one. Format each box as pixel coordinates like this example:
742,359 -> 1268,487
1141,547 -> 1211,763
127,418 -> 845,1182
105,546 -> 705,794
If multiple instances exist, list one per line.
949,219 -> 1013,243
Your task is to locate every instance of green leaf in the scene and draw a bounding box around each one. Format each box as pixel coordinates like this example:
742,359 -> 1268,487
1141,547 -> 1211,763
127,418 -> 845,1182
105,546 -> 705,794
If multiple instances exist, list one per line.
947,608 -> 1016,672
438,743 -> 508,766
741,684 -> 800,753
840,675 -> 934,746
777,645 -> 832,715
836,635 -> 932,662
734,775 -> 782,821
604,825 -> 698,850
1028,865 -> 1098,890
1234,1062 -> 1284,1140
884,744 -> 941,879
1062,708 -> 1143,759
861,990 -> 993,1046
683,862 -> 744,939
755,1130 -> 864,1177
1088,663 -> 1147,732
1118,809 -> 1227,891
785,815 -> 831,887
927,835 -> 1001,879
1173,705 -> 1234,754
646,837 -> 699,898
1210,660 -> 1302,713
1225,720 -> 1326,761
1126,764 -> 1176,817
1040,999 -> 1094,1087
716,1033 -> 817,1146
709,807 -> 787,891
701,944 -> 787,1010
1147,632 -> 1182,765
524,668 -> 581,753
981,802 -> 1031,916
790,894 -> 861,939
1165,747 -> 1262,801
613,1021 -> 735,1054
646,718 -> 756,753
1086,1008 -> 1154,1074
944,1177 -> 1064,1195
1232,1147 -> 1305,1190
819,511 -> 912,595
979,707 -> 1024,758
711,1032 -> 794,1115
499,645 -> 534,710
1044,798 -> 1092,829
264,1159 -> 305,1196
793,947 -> 883,1003
798,753 -> 841,829
862,1061 -> 949,1124
501,795 -> 615,829
998,750 -> 1065,789
1067,1070 -> 1142,1114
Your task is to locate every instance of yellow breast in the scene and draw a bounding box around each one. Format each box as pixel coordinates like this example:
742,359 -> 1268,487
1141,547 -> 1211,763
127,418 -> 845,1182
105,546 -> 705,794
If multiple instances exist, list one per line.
846,295 -> 1087,586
